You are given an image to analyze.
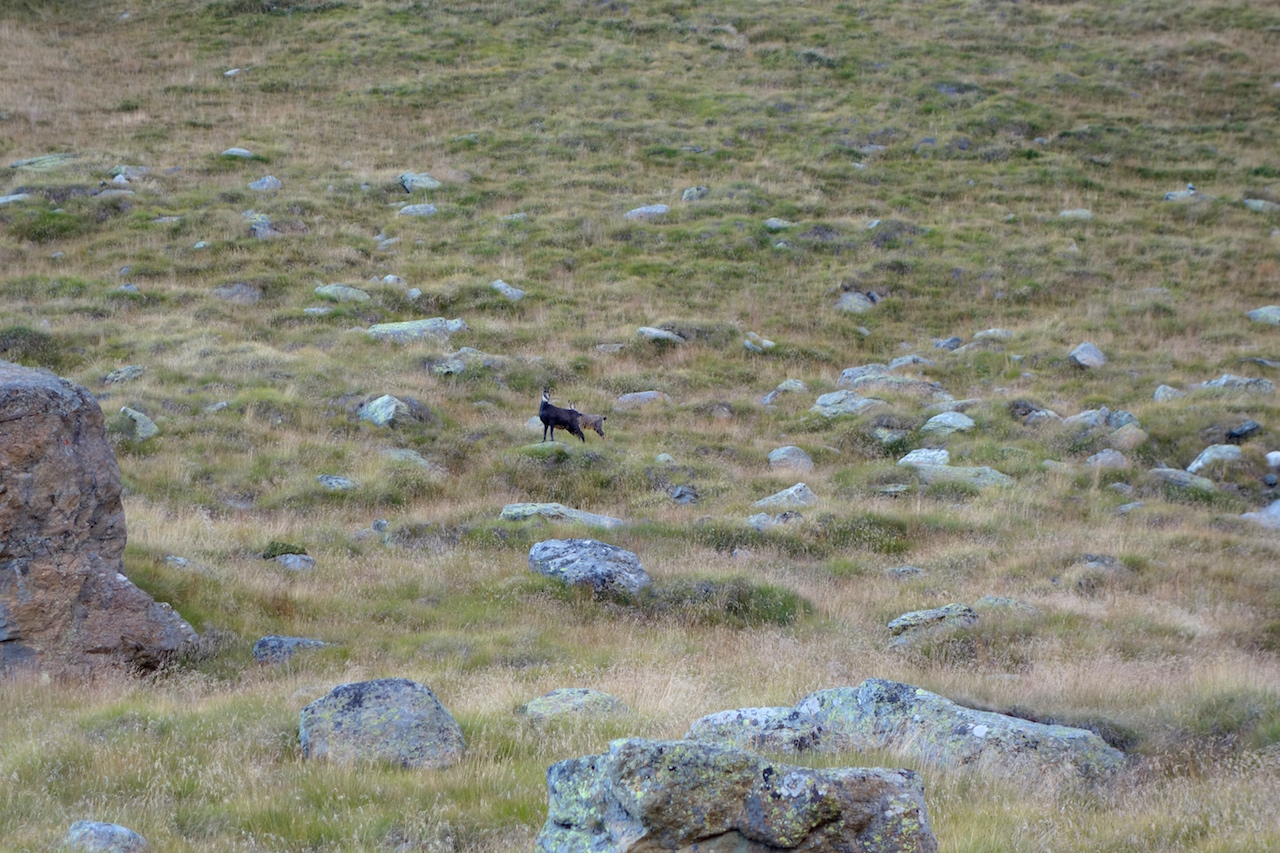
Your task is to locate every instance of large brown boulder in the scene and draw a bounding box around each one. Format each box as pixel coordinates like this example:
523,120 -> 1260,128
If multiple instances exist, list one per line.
0,360 -> 196,677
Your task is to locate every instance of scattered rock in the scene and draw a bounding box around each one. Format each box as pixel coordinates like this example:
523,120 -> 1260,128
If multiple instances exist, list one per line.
755,483 -> 817,509
669,484 -> 699,505
935,336 -> 963,351
0,361 -> 196,677
681,186 -> 709,202
887,603 -> 979,646
518,688 -> 630,722
834,291 -> 875,313
381,448 -> 445,475
399,171 -> 441,192
315,283 -> 370,302
357,395 -> 423,427
428,347 -> 508,376
490,279 -> 525,301
685,707 -> 825,754
1086,449 -> 1128,469
119,407 -> 159,441
839,367 -> 950,401
10,153 -> 76,171
624,204 -> 669,220
636,326 -> 685,343
973,328 -> 1013,340
210,281 -> 262,304
247,175 -> 281,191
1064,407 -> 1110,430
797,679 -> 1124,779
1108,424 -> 1149,451
315,474 -> 357,491
1241,500 -> 1280,530
1059,208 -> 1093,220
0,192 -> 30,206
242,210 -> 280,239
1247,306 -> 1280,326
274,554 -> 316,571
1187,444 -> 1242,474
61,821 -> 149,852
763,217 -> 794,231
920,411 -> 975,435
103,365 -> 143,385
1244,198 -> 1280,213
768,446 -> 814,473
1268,451 -> 1280,469
528,538 -> 650,594
743,331 -> 775,353
1107,410 -> 1139,429
1010,399 -> 1061,425
615,390 -> 670,409
899,448 -> 950,467
810,390 -> 884,418
367,318 -> 466,342
746,511 -> 804,532
1069,342 -> 1107,368
300,678 -> 466,769
973,596 -> 1036,615
398,203 -> 437,217
500,503 -> 626,530
1150,468 -> 1215,493
110,165 -> 149,180
1194,374 -> 1275,394
221,147 -> 253,158
911,464 -> 1013,488
1228,420 -> 1261,443
253,635 -> 331,664
761,378 -> 806,405
536,737 -> 937,853
887,565 -> 924,579
889,354 -> 934,370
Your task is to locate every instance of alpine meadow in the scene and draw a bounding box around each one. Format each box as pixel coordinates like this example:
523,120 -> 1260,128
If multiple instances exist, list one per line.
1,0 -> 1280,851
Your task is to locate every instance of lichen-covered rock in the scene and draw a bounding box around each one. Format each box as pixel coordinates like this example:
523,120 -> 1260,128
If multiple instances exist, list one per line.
103,366 -> 143,385
899,448 -> 950,467
636,327 -> 685,343
910,464 -> 1013,488
61,821 -> 149,852
1193,374 -> 1275,394
887,603 -> 978,647
1186,444 -> 1242,474
755,482 -> 817,509
119,407 -> 159,440
315,474 -> 357,491
367,318 -> 466,342
624,203 -> 669,220
252,635 -> 331,664
536,738 -> 937,853
315,283 -> 370,302
798,679 -> 1124,779
1153,384 -> 1186,402
357,394 -> 433,427
767,446 -> 814,473
299,678 -> 465,769
1149,467 -> 1215,492
920,411 -> 974,435
685,707 -> 826,754
835,291 -> 875,313
398,203 -> 438,217
528,538 -> 650,594
247,175 -> 281,191
0,361 -> 196,678
1086,449 -> 1128,469
761,378 -> 806,405
840,369 -> 951,401
518,688 -> 630,722
490,279 -> 525,301
400,171 -> 441,191
810,390 -> 884,418
501,502 -> 626,530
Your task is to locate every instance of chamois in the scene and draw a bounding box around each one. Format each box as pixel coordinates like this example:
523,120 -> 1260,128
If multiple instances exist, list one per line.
539,387 -> 585,443
568,401 -> 607,438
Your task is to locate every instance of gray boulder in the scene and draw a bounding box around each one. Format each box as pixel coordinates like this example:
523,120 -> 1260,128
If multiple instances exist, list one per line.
910,464 -> 1013,488
681,186 -> 709,202
1194,374 -> 1275,394
1247,306 -> 1280,325
518,688 -> 630,722
1150,468 -> 1215,492
398,203 -> 437,217
767,446 -> 814,473
248,175 -> 281,191
1187,444 -> 1242,474
1069,342 -> 1107,368
840,367 -> 950,400
763,217 -> 794,231
1059,208 -> 1093,220
501,503 -> 626,531
367,317 -> 466,342
103,365 -> 143,385
755,483 -> 817,509
528,539 -> 650,594
1086,449 -> 1128,469
315,283 -> 370,302
899,448 -> 950,467
973,328 -> 1013,340
636,326 -> 685,343
399,171 -> 441,191
211,281 -> 262,304
920,411 -> 974,435
429,347 -> 508,376
615,390 -> 670,409
242,210 -> 280,239
300,678 -> 465,769
536,737 -> 937,853
685,706 -> 825,754
356,394 -> 424,427
490,279 -> 525,301
119,407 -> 159,441
61,821 -> 149,852
834,291 -> 875,313
1063,407 -> 1110,430
797,679 -> 1124,779
252,635 -> 331,664
221,147 -> 253,158
1154,384 -> 1186,402
315,474 -> 357,491
1241,500 -> 1280,530
624,204 -> 669,220
1244,198 -> 1280,213
0,192 -> 31,206
810,390 -> 884,418
761,378 -> 806,405
887,603 -> 978,647
274,554 -> 316,571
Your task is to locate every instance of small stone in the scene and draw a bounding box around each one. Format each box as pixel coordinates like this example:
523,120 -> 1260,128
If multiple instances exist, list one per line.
899,448 -> 950,467
910,464 -> 1013,488
1107,410 -> 1139,429
763,217 -> 794,231
669,485 -> 699,505
1242,500 -> 1280,529
315,474 -> 357,491
655,453 -> 675,465
1063,407 -> 1110,430
889,354 -> 933,370
518,688 -> 630,722
115,283 -> 139,294
382,275 -> 405,286
624,204 -> 669,220
636,326 -> 686,343
887,603 -> 979,646
768,446 -> 814,473
935,336 -> 963,351
754,482 -> 817,509
920,411 -> 975,435
1228,420 -> 1261,443
315,283 -> 370,302
1108,424 -> 1149,451
973,328 -> 1013,340
1069,341 -> 1107,368
165,556 -> 189,568
681,186 -> 709,202
61,821 -> 149,853
275,554 -> 317,571
1086,449 -> 1128,469
760,378 -> 806,405
1150,467 -> 1215,492
1059,208 -> 1093,220
248,175 -> 281,191
1154,384 -> 1186,402
104,365 -> 144,385
1267,451 -> 1280,469
1117,501 -> 1144,515
367,318 -> 466,342
193,241 -> 208,249
835,291 -> 875,313
398,203 -> 438,217
119,407 -> 159,440
304,306 -> 332,316
501,212 -> 528,222
399,171 -> 441,192
357,395 -> 411,427
810,390 -> 883,418
1187,444 -> 1243,474
253,635 -> 330,663
490,279 -> 525,301
204,401 -> 228,413
500,503 -> 626,530
615,390 -> 671,409
221,147 -> 253,158
887,565 -> 924,579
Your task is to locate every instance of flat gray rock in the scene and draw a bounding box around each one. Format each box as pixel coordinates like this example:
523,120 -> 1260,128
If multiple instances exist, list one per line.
840,370 -> 951,400
528,538 -> 650,594
1247,306 -> 1280,325
252,635 -> 331,664
1154,384 -> 1186,401
536,737 -> 937,853
761,378 -> 807,405
399,171 -> 441,191
104,365 -> 143,385
367,318 -> 466,342
1187,444 -> 1242,474
835,291 -> 875,313
911,464 -> 1012,488
1244,198 -> 1280,213
0,192 -> 31,206
755,482 -> 817,509
973,328 -> 1013,340
636,326 -> 685,343
501,502 -> 626,530
517,688 -> 630,722
210,281 -> 262,304
768,446 -> 814,473
248,175 -> 281,191
1150,467 -> 1215,492
920,411 -> 974,435
315,474 -> 357,491
685,706 -> 825,753
61,821 -> 149,852
274,554 -> 316,571
1086,449 -> 1128,469
681,186 -> 709,202
899,448 -> 950,467
763,217 -> 794,231
300,678 -> 465,769
1064,407 -> 1109,429
429,347 -> 508,375
1059,208 -> 1093,220
624,203 -> 669,220
221,147 -> 253,158
398,203 -> 437,217
315,283 -> 370,302
887,603 -> 979,646
615,390 -> 671,409
1241,500 -> 1280,530
1194,374 -> 1275,394
490,279 -> 525,301
810,390 -> 884,418
1069,341 -> 1107,368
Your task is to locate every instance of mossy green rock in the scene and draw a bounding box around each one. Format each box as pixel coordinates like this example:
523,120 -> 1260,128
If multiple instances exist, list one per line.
299,678 -> 465,769
518,688 -> 630,722
798,679 -> 1124,779
537,738 -> 937,853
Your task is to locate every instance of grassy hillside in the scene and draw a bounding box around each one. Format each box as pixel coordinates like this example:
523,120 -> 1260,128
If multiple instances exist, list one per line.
2,0 -> 1279,850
